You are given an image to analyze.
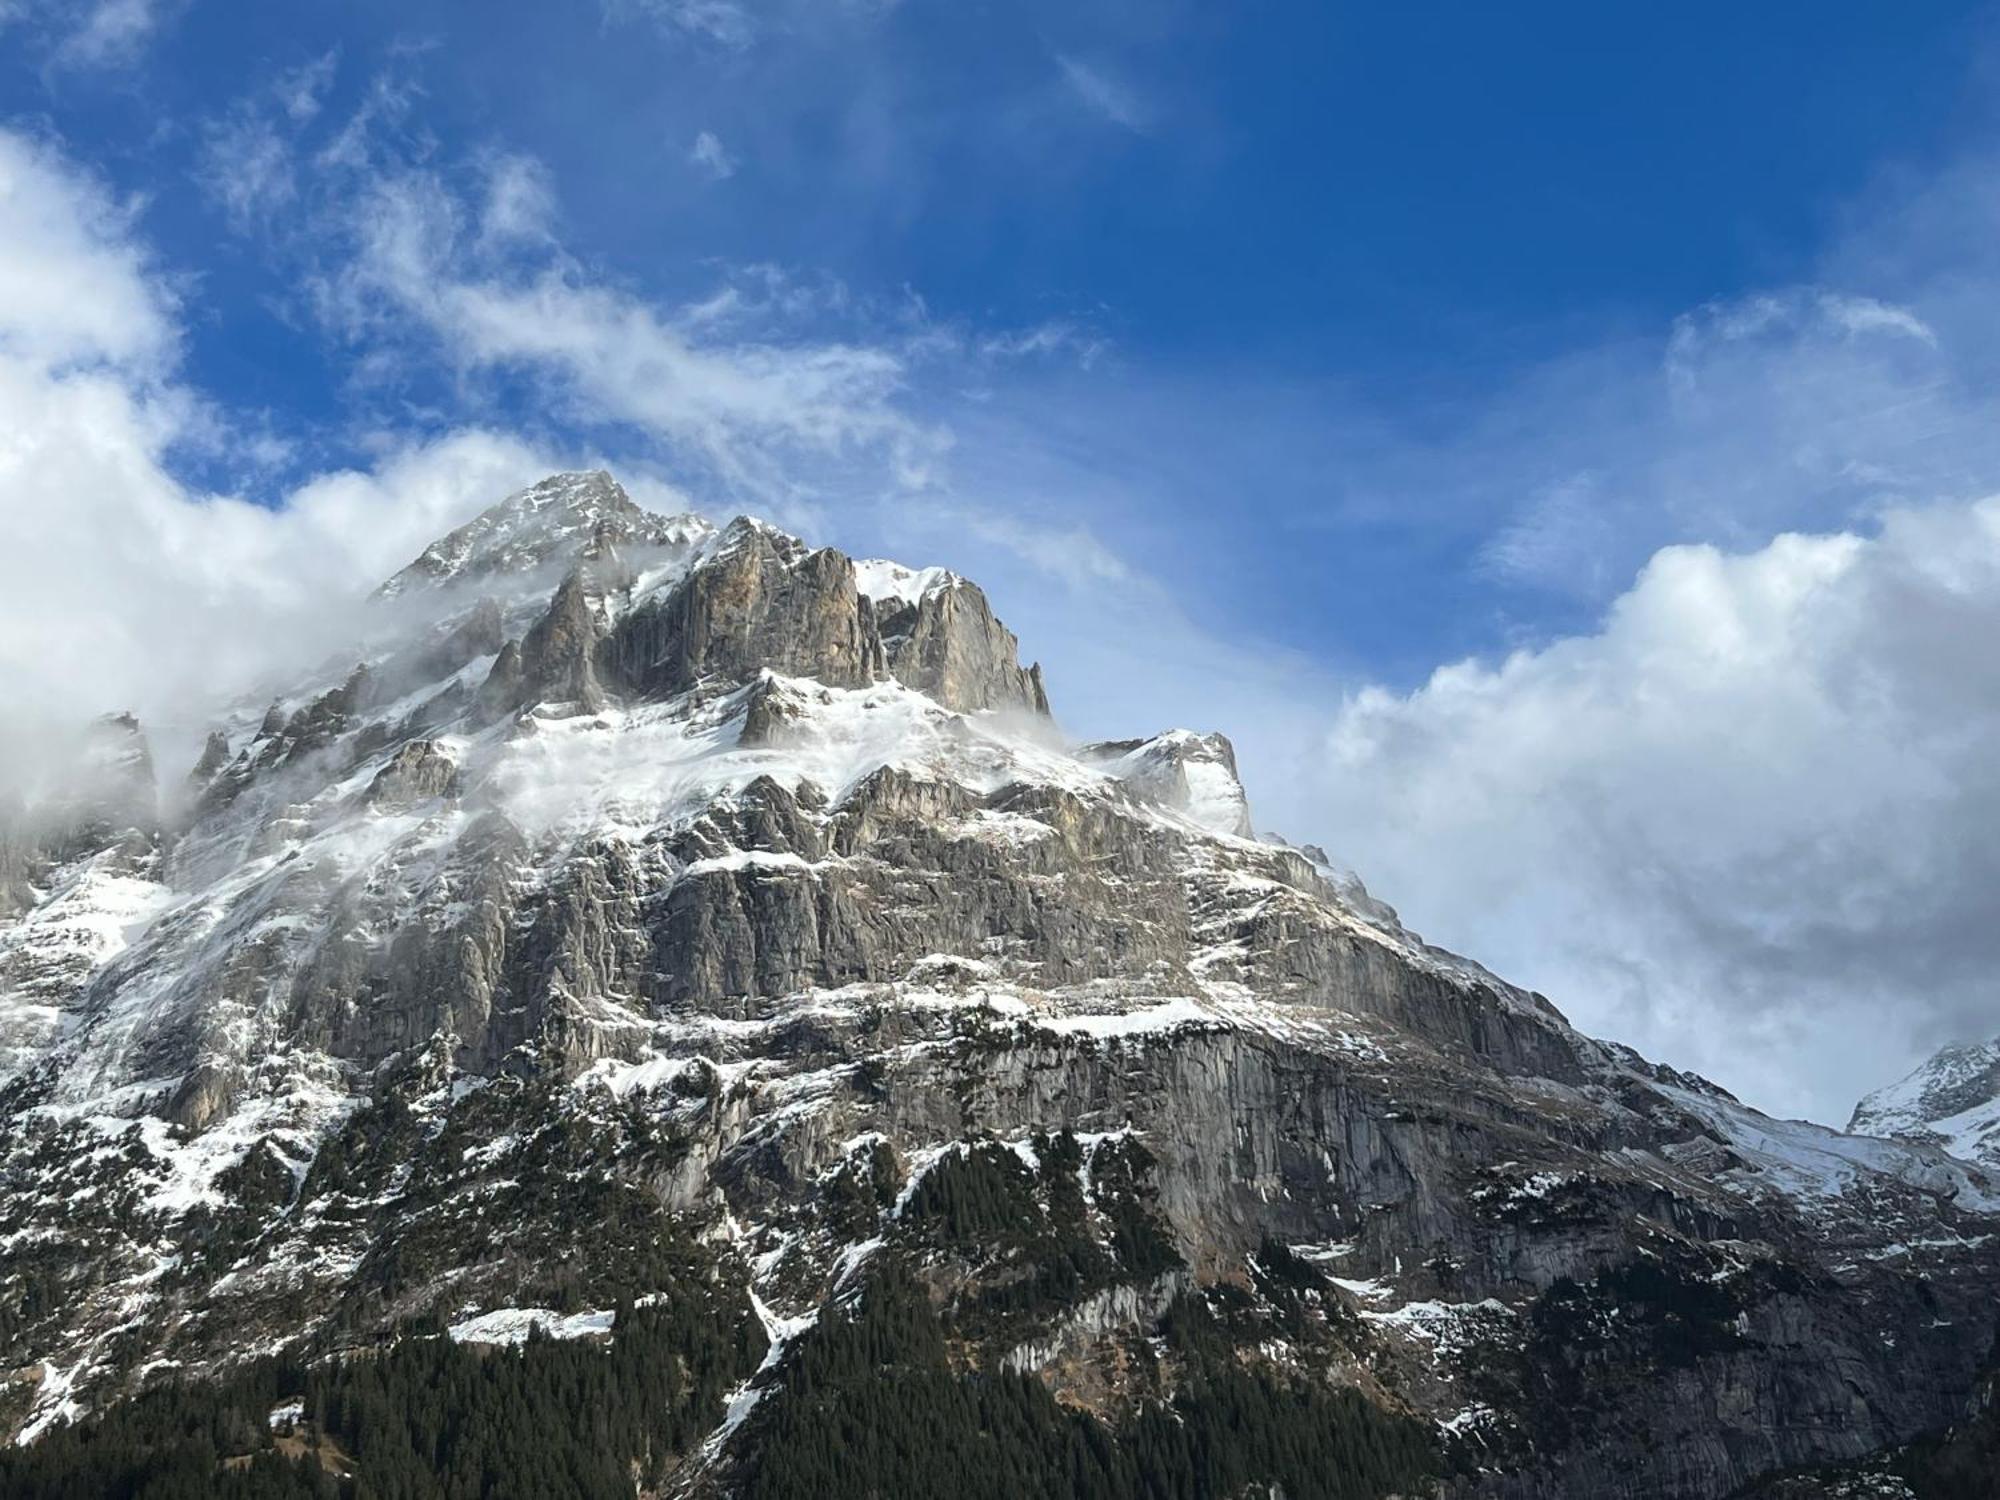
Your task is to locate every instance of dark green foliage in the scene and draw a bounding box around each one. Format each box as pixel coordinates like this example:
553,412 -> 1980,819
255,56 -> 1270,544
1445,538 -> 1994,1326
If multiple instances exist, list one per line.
298,1096 -> 425,1207
821,1139 -> 899,1237
304,1081 -> 708,1331
1902,1417 -> 2000,1499
1897,1346 -> 2000,1500
0,1297 -> 763,1500
1131,1294 -> 1437,1500
1484,1249 -> 1819,1462
901,1139 -> 1093,1340
1536,1256 -> 1747,1369
301,1296 -> 762,1497
902,1141 -> 1040,1245
1247,1236 -> 1362,1344
735,1263 -> 1435,1500
1086,1138 -> 1179,1280
897,1133 -> 1183,1344
737,1261 -> 1128,1500
0,1362 -> 321,1500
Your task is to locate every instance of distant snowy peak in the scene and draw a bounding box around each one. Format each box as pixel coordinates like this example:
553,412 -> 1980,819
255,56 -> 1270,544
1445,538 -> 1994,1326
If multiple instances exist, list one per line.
1079,730 -> 1255,838
375,470 -> 712,600
1851,1036 -> 2000,1169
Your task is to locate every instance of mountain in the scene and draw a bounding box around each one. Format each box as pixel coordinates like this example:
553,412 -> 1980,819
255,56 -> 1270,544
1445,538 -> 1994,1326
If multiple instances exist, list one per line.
1,471 -> 1996,1500
1852,1038 -> 2000,1172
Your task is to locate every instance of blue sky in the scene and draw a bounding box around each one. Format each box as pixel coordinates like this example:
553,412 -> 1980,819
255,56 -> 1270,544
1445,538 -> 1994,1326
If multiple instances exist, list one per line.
10,0 -> 1993,674
8,0 -> 2000,1119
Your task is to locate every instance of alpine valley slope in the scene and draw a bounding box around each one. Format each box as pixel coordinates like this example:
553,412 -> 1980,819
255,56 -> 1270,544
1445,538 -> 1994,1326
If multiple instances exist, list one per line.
1,471 -> 1996,1500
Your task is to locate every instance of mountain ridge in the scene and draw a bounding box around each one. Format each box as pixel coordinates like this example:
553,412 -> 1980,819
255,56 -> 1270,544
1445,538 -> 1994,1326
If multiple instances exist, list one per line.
1852,1036 -> 2000,1172
0,471 -> 1994,1499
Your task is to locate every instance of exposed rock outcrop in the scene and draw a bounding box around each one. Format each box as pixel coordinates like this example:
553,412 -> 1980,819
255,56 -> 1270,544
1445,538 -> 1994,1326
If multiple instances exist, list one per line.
0,473 -> 1992,1500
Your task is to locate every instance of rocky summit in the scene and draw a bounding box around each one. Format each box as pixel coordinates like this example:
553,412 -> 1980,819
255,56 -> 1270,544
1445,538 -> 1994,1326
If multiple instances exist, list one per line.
1,472 -> 1996,1499
1852,1038 -> 2000,1174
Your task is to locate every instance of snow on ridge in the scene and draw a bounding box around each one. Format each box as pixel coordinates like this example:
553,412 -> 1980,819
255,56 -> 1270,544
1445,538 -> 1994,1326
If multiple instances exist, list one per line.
1920,1094 -> 2000,1169
1663,1084 -> 2000,1215
448,1307 -> 616,1345
377,470 -> 712,600
853,558 -> 957,608
1358,1297 -> 1517,1361
0,847 -> 172,1086
1031,997 -> 1218,1041
1080,730 -> 1254,840
1851,1036 -> 2000,1170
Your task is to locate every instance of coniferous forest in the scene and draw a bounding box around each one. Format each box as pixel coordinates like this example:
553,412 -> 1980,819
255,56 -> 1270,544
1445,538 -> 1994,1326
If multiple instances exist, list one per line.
0,1260 -> 1441,1500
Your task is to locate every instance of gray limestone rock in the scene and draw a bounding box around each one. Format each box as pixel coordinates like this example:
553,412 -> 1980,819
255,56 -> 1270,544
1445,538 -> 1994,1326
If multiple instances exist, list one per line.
518,569 -> 606,712
2,470 -> 1994,1500
875,578 -> 1052,716
605,520 -> 881,698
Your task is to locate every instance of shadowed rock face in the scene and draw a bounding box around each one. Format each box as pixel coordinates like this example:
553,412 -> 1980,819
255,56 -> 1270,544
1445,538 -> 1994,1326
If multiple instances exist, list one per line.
606,522 -> 883,700
0,472 -> 1994,1500
519,570 -> 608,713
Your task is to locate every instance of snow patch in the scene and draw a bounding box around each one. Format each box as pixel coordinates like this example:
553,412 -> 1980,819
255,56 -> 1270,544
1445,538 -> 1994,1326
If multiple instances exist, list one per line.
853,559 -> 955,608
447,1307 -> 616,1345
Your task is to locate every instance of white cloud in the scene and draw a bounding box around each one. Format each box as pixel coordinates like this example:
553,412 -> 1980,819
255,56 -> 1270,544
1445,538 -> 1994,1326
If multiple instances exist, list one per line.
475,153 -> 558,247
977,319 -> 1108,369
1314,501 -> 2000,1123
689,129 -> 738,181
13,39 -> 1996,1148
1476,472 -> 1619,595
196,54 -> 342,233
0,132 -> 176,371
308,137 -> 945,509
0,119 -> 965,788
959,509 -> 1130,592
52,0 -> 169,68
1054,53 -> 1148,132
604,0 -> 757,49
275,50 -> 339,123
197,115 -> 300,231
0,128 -> 571,787
1815,293 -> 1937,346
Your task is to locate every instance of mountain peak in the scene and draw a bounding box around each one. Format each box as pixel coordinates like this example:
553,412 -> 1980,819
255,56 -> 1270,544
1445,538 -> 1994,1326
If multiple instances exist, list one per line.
1851,1035 -> 2000,1169
375,470 -> 712,599
7,470 -> 1999,1497
1078,729 -> 1254,837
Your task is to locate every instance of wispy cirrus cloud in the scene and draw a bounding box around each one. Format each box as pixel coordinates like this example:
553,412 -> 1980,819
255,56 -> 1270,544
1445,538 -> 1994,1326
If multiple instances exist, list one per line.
314,163 -> 944,510
195,52 -> 341,231
0,0 -> 180,69
54,0 -> 170,67
688,129 -> 738,181
1054,52 -> 1150,132
602,0 -> 758,49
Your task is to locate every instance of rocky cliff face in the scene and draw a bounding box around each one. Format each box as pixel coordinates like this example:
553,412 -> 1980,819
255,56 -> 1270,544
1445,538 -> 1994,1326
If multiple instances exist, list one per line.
0,473 -> 1994,1499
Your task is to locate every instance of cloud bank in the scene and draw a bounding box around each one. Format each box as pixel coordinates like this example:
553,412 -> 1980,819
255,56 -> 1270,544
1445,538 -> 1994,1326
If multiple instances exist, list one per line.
1314,501 -> 2000,1120
0,128 -> 562,785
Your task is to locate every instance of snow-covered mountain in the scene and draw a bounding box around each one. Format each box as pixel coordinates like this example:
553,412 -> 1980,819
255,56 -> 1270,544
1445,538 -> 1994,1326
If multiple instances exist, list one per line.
1852,1036 -> 2000,1172
1,471 -> 1996,1499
